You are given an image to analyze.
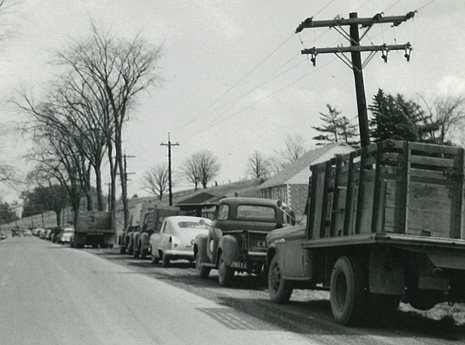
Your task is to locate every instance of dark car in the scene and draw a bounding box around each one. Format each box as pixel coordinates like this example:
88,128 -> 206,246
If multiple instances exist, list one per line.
194,197 -> 295,287
50,227 -> 64,243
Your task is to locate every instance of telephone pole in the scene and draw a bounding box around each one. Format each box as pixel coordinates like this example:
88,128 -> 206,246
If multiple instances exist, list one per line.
296,11 -> 415,147
161,132 -> 179,206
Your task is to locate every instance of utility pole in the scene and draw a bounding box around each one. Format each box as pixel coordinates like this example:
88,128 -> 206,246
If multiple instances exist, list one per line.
123,154 -> 136,186
105,182 -> 111,211
161,132 -> 179,206
296,11 -> 415,147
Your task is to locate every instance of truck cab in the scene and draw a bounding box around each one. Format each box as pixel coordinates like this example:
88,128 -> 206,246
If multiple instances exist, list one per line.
194,197 -> 295,287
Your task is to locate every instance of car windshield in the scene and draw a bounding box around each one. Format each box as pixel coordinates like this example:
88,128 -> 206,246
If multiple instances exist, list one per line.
237,205 -> 276,220
64,229 -> 74,233
177,221 -> 210,229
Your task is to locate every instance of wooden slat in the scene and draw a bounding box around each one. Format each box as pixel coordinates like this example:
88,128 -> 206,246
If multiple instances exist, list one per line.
409,141 -> 461,155
307,174 -> 317,240
343,151 -> 357,236
410,155 -> 456,168
330,156 -> 342,237
355,147 -> 367,235
401,142 -> 411,234
319,161 -> 332,238
371,142 -> 383,233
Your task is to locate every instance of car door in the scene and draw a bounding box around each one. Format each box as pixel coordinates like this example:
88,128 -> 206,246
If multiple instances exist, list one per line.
157,220 -> 172,255
150,221 -> 165,258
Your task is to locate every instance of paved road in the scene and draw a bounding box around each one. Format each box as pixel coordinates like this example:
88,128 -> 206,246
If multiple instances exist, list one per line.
0,237 -> 316,345
1,237 -> 464,345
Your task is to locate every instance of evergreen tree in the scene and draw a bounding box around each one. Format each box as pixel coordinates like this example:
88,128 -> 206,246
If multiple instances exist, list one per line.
312,104 -> 359,147
369,89 -> 438,143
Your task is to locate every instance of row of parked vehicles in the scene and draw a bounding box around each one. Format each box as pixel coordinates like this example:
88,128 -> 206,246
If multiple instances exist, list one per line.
118,197 -> 295,288
35,226 -> 75,244
116,140 -> 465,327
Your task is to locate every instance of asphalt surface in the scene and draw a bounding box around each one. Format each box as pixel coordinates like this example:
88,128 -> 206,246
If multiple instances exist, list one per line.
1,236 -> 464,345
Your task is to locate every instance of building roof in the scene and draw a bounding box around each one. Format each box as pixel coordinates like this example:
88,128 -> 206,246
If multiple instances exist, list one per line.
260,142 -> 352,189
175,178 -> 263,207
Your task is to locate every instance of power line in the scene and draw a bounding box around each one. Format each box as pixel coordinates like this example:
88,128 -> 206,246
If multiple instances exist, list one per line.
177,33 -> 295,131
182,58 -> 337,142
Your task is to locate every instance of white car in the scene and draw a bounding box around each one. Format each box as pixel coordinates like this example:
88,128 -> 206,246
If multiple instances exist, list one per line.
60,227 -> 75,245
149,216 -> 211,267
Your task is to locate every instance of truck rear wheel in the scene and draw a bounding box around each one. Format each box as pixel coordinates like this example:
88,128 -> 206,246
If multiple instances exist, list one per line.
268,255 -> 293,303
330,256 -> 366,326
196,252 -> 210,279
218,253 -> 234,287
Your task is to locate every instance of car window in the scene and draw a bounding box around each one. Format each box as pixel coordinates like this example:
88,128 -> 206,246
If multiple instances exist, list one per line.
217,205 -> 229,220
178,220 -> 210,229
237,205 -> 276,220
161,222 -> 168,233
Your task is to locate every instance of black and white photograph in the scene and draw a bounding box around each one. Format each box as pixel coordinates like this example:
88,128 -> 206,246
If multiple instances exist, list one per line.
1,0 -> 464,344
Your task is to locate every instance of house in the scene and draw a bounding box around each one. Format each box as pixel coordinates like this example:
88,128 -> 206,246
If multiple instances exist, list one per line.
260,142 -> 354,218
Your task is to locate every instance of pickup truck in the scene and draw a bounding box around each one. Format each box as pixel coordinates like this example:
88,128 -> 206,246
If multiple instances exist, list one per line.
194,197 -> 295,287
267,140 -> 465,326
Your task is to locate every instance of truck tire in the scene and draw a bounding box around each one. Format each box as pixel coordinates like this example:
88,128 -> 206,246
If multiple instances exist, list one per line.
162,254 -> 170,267
218,253 -> 234,287
196,252 -> 210,279
330,256 -> 366,326
268,255 -> 293,303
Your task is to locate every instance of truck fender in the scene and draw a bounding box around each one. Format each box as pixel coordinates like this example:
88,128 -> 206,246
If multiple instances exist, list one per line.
195,234 -> 211,264
219,235 -> 240,266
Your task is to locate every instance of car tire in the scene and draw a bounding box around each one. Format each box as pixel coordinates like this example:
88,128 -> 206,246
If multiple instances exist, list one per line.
330,256 -> 366,326
133,244 -> 140,258
140,248 -> 147,259
151,254 -> 160,265
268,255 -> 293,303
196,252 -> 210,279
218,253 -> 234,287
162,254 -> 170,267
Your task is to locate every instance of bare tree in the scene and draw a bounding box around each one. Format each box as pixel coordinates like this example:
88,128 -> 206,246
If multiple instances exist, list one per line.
47,23 -> 163,229
246,151 -> 270,179
181,150 -> 220,190
142,164 -> 169,200
269,135 -> 307,174
421,96 -> 465,145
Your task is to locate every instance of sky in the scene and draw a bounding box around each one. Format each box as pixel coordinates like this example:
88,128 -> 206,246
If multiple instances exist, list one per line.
1,0 -> 464,203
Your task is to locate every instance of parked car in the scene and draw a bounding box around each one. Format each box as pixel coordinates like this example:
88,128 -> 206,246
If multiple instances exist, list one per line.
60,227 -> 74,245
45,228 -> 53,240
11,227 -> 21,237
0,232 -> 6,240
150,216 -> 211,266
23,229 -> 33,237
194,197 -> 296,287
50,227 -> 63,243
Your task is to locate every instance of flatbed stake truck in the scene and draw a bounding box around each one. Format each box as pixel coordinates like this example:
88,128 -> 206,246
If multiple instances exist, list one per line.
267,140 -> 465,326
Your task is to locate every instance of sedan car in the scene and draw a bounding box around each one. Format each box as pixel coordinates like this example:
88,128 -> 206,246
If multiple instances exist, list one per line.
150,216 -> 211,267
60,227 -> 74,245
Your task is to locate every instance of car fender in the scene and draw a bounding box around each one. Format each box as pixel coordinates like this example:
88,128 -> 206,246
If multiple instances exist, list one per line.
195,234 -> 211,264
140,232 -> 150,249
218,235 -> 240,266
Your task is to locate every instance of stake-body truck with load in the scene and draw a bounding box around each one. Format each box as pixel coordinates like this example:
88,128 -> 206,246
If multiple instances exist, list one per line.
267,140 -> 465,326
